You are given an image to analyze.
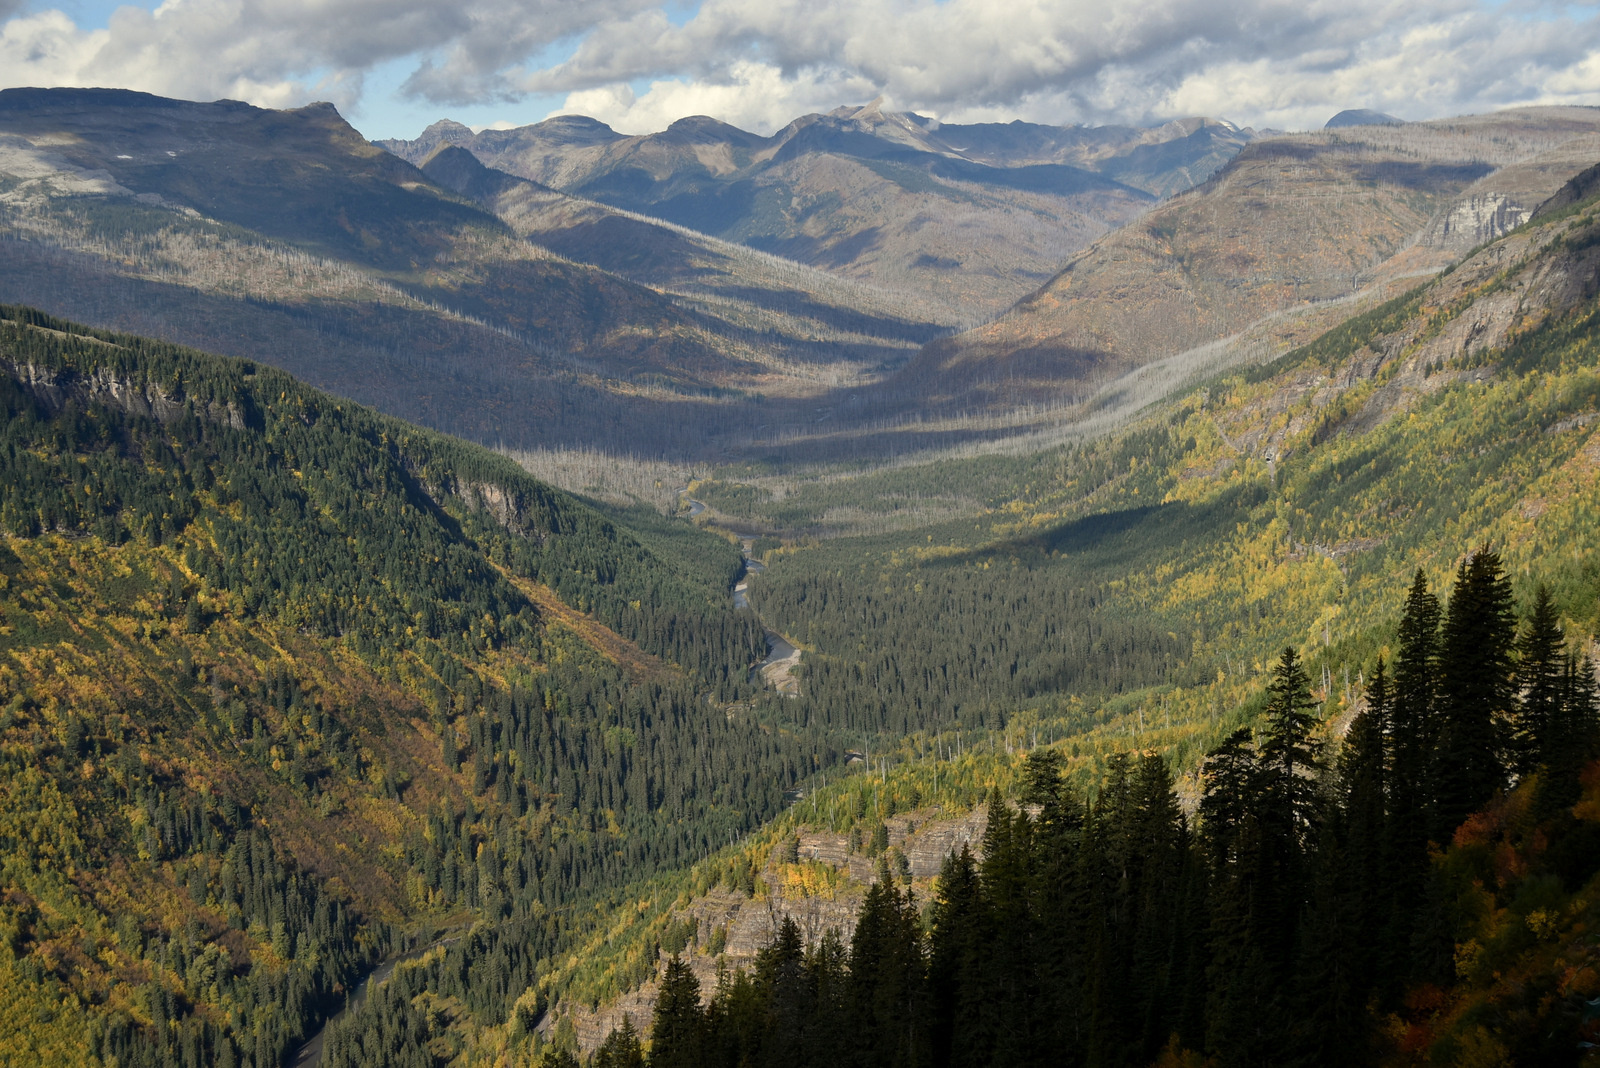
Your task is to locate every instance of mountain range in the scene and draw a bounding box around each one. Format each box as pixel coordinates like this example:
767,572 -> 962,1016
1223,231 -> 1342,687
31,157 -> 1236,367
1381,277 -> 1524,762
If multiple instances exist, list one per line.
10,89 -> 1600,469
382,101 -> 1253,315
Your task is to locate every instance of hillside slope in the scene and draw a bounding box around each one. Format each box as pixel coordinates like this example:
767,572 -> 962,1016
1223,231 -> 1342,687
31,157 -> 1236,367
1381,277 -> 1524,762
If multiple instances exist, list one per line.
416,144 -> 950,362
0,90 -> 948,456
0,306 -> 812,1066
905,107 -> 1600,414
334,145 -> 1600,1066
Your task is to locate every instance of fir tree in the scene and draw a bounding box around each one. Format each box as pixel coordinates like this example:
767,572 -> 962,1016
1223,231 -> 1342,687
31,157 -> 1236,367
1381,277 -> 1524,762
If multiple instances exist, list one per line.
1513,585 -> 1566,777
593,1016 -> 644,1068
1383,573 -> 1441,989
1433,548 -> 1515,837
928,846 -> 984,1068
847,870 -> 928,1068
1256,647 -> 1324,844
650,956 -> 705,1068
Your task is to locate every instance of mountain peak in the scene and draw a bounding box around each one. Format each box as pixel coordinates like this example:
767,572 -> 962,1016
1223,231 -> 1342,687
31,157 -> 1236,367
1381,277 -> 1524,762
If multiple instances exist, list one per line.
419,118 -> 474,141
1325,108 -> 1403,128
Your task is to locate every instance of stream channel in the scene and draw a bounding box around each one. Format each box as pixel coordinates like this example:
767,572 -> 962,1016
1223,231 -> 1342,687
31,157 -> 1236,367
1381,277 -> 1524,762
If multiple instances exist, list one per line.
683,492 -> 801,693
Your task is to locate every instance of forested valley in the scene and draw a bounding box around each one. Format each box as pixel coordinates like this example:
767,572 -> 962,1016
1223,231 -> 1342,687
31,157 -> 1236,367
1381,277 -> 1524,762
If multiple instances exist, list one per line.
5,96 -> 1600,1068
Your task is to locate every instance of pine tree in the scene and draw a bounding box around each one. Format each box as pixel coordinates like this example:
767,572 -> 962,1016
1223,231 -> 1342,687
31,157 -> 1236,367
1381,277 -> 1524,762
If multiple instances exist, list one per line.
594,1016 -> 644,1068
1293,659 -> 1392,1067
650,956 -> 705,1068
1512,585 -> 1566,777
1541,653 -> 1600,815
1198,729 -> 1256,873
980,794 -> 1040,1068
1257,647 -> 1323,845
1126,754 -> 1191,1063
1433,548 -> 1515,837
1342,658 -> 1390,897
1383,573 -> 1441,989
847,872 -> 928,1068
755,917 -> 808,1068
801,929 -> 851,1068
928,846 -> 983,1068
1389,570 -> 1441,826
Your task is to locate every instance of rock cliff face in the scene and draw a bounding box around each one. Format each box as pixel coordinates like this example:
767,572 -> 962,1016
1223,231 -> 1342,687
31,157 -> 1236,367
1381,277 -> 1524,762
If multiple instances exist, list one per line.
902,107 -> 1600,414
549,804 -> 989,1053
3,355 -> 248,430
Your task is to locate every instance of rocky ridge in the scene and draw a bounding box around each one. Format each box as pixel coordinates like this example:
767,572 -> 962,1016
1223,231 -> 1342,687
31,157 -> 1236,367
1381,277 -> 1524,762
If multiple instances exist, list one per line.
546,804 -> 989,1053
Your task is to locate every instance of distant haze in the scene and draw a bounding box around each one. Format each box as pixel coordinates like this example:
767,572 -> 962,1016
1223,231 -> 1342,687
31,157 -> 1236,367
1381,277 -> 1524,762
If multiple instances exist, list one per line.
2,0 -> 1598,139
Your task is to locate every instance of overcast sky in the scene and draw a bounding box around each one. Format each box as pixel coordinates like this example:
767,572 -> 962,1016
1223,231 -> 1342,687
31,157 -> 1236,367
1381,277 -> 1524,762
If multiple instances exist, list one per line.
3,0 -> 1598,139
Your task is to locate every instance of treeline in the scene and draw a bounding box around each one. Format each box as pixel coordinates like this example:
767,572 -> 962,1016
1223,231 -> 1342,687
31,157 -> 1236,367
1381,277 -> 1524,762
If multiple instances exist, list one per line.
608,549 -> 1600,1067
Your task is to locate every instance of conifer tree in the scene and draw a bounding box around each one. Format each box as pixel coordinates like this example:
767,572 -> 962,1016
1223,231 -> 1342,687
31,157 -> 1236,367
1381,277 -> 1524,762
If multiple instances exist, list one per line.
981,793 -> 1041,1068
1293,659 -> 1392,1066
847,869 -> 928,1068
1342,658 -> 1390,896
1383,573 -> 1441,987
755,917 -> 808,1068
1513,585 -> 1566,777
1433,548 -> 1515,837
1257,647 -> 1323,844
928,846 -> 984,1068
650,956 -> 705,1068
1198,729 -> 1256,873
801,930 -> 851,1068
594,1016 -> 645,1068
1200,768 -> 1276,1068
1390,570 -> 1441,812
1541,653 -> 1600,814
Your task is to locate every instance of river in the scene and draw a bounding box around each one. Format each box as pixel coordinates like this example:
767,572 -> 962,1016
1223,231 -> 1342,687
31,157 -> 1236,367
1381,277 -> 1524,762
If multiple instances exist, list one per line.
680,491 -> 801,693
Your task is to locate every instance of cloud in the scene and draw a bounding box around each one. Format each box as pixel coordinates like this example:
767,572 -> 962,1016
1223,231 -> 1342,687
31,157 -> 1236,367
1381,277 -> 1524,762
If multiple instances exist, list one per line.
531,0 -> 1600,131
1,0 -> 1597,135
552,60 -> 882,135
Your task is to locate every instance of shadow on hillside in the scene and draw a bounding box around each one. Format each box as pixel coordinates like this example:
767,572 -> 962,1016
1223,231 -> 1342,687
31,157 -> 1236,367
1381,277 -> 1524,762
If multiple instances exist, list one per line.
927,482 -> 1269,576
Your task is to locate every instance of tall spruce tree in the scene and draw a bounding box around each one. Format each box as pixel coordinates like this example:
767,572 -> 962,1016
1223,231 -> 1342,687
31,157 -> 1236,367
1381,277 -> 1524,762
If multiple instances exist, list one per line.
1389,570 -> 1441,823
1513,585 -> 1566,777
928,846 -> 984,1068
754,917 -> 808,1068
1293,658 -> 1393,1066
1257,647 -> 1324,844
847,868 -> 928,1068
1433,548 -> 1516,837
1199,728 -> 1277,1068
1383,573 -> 1442,988
1342,657 -> 1390,880
980,792 -> 1041,1068
650,956 -> 705,1068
